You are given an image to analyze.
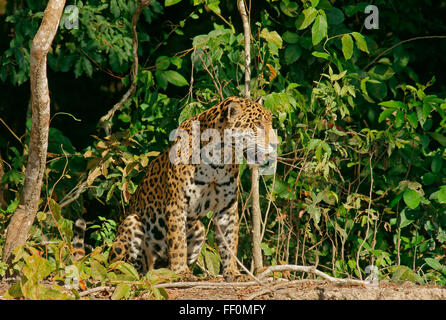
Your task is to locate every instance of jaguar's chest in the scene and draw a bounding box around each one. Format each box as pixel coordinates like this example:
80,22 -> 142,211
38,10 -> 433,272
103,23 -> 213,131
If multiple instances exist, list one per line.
182,164 -> 238,220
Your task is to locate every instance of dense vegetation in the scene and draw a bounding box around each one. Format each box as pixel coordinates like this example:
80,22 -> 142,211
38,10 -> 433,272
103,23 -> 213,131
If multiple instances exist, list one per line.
0,0 -> 446,299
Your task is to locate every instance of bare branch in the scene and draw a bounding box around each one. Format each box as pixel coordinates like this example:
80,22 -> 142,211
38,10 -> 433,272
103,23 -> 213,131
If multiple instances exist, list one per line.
99,0 -> 151,135
59,180 -> 88,209
215,223 -> 262,284
257,264 -> 369,286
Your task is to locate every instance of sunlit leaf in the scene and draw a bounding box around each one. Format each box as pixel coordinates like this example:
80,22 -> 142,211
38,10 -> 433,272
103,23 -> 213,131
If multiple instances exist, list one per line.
403,189 -> 420,209
312,14 -> 327,45
164,70 -> 188,87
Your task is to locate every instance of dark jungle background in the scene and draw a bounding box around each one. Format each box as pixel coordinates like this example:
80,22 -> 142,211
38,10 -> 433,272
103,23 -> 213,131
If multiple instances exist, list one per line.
0,0 -> 446,299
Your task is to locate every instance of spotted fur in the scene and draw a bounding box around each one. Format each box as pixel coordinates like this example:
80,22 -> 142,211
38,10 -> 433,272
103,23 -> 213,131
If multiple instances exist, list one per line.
108,96 -> 278,280
72,218 -> 86,260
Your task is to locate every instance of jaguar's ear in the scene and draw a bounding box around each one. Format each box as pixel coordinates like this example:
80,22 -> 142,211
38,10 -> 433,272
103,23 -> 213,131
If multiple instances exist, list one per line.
226,101 -> 242,120
255,96 -> 264,105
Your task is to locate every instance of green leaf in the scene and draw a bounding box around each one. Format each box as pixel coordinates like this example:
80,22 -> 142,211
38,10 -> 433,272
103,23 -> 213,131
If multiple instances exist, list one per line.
422,102 -> 433,118
4,282 -> 23,299
403,189 -> 421,209
272,177 -> 294,200
74,58 -> 83,78
438,186 -> 446,203
90,260 -> 108,282
407,112 -> 418,128
207,1 -> 221,14
192,34 -> 210,48
118,113 -> 131,123
152,287 -> 169,299
155,70 -> 168,90
395,110 -> 404,128
378,108 -> 395,123
312,14 -> 327,45
170,56 -> 182,69
260,242 -> 275,256
330,70 -> 347,81
280,1 -> 298,17
312,51 -> 330,60
425,258 -> 446,273
284,45 -> 302,64
390,193 -> 403,208
431,155 -> 443,173
351,32 -> 369,53
110,0 -> 121,18
165,0 -> 182,6
204,250 -> 220,276
341,34 -> 353,60
308,206 -> 321,226
399,209 -> 413,228
429,132 -> 446,147
111,283 -> 130,300
23,254 -> 53,282
422,172 -> 437,186
110,261 -> 140,281
59,218 -> 74,243
282,31 -> 299,44
260,29 -> 283,49
325,7 -> 344,25
379,100 -> 407,110
297,8 -> 318,30
48,198 -> 62,221
155,56 -> 170,71
391,265 -> 424,284
164,70 -> 188,87
82,58 -> 93,77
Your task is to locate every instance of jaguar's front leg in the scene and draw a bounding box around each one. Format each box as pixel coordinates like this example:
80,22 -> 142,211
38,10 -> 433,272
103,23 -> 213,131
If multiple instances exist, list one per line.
214,196 -> 241,281
165,204 -> 190,277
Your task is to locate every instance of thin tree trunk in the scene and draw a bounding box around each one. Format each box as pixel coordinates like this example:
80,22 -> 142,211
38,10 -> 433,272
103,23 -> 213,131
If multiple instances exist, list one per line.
237,0 -> 263,273
238,0 -> 251,98
0,153 -> 6,210
250,163 -> 263,273
2,0 -> 66,265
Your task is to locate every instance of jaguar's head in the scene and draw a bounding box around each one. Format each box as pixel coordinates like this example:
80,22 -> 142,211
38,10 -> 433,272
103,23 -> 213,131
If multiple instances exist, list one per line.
222,97 -> 278,166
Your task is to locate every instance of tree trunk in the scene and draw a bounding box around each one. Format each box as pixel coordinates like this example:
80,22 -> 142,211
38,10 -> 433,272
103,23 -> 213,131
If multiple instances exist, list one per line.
0,153 -> 6,210
2,0 -> 66,265
237,0 -> 263,273
238,0 -> 251,99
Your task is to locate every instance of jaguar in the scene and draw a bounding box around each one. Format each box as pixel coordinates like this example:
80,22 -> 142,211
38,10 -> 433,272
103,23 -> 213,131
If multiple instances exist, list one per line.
108,96 -> 278,280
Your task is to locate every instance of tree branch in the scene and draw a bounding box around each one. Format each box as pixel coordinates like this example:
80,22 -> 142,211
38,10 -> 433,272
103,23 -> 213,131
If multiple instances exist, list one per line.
364,35 -> 446,70
257,265 -> 368,285
99,0 -> 151,135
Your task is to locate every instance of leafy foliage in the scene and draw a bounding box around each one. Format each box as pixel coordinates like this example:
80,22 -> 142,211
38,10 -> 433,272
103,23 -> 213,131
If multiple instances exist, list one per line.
1,0 -> 446,299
